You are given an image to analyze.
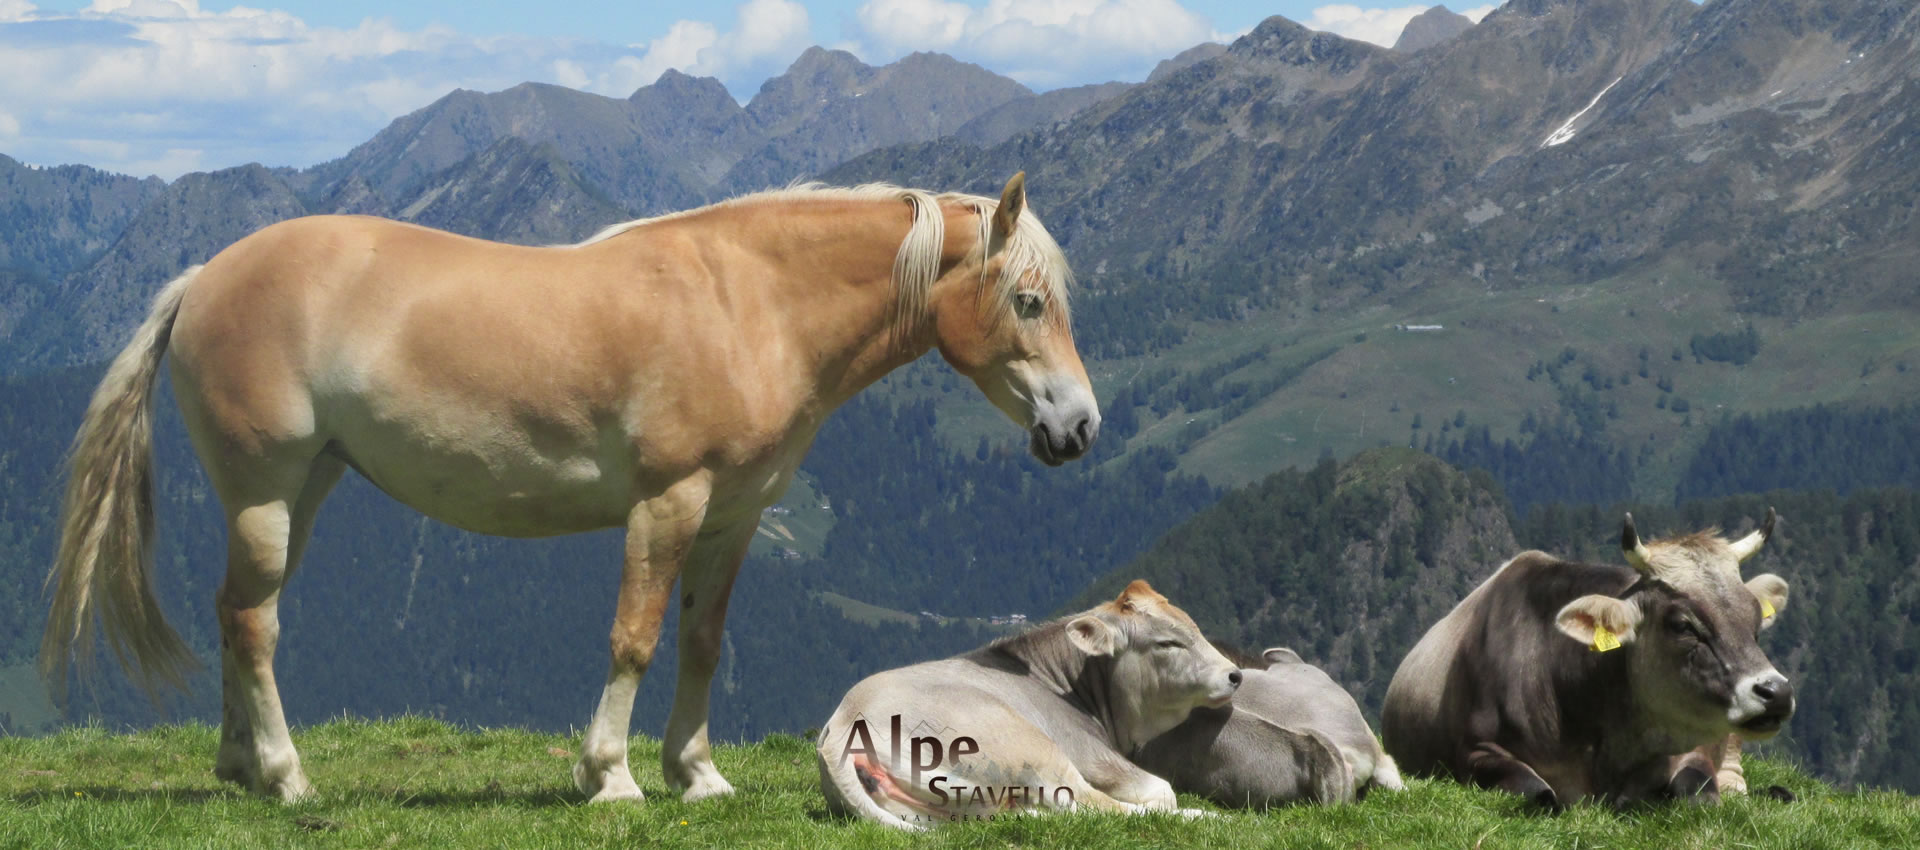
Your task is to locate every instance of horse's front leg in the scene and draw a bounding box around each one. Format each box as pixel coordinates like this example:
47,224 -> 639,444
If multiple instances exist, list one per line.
574,476 -> 711,803
662,517 -> 757,801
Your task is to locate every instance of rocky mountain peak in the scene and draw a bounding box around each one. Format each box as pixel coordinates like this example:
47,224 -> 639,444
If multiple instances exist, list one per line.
1231,14 -> 1389,73
629,68 -> 744,133
635,69 -> 735,106
1148,42 -> 1228,83
779,46 -> 872,92
1394,6 -> 1475,53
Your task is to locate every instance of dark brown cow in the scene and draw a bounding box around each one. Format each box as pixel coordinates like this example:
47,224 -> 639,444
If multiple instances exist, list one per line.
1382,510 -> 1793,808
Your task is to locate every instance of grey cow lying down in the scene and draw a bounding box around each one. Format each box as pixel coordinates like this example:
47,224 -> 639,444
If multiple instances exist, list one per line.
1383,511 -> 1794,809
1134,647 -> 1404,808
816,580 -> 1241,829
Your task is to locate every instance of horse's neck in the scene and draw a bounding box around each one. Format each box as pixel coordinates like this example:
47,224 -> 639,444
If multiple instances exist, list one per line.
686,199 -> 974,406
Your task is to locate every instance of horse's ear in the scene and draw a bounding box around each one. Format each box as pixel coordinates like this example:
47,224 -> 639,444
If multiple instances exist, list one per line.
992,172 -> 1026,239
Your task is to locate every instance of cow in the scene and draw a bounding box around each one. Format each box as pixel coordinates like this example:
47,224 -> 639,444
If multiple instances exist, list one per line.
1381,509 -> 1793,809
1134,646 -> 1404,808
816,580 -> 1241,829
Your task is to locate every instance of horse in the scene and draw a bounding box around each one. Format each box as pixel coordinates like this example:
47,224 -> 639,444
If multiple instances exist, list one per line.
40,173 -> 1099,804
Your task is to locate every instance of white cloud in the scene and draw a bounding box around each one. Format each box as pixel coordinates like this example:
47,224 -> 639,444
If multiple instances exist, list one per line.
1304,4 -> 1494,47
600,20 -> 719,95
1303,5 -> 1427,47
1305,3 -> 1497,47
855,0 -> 1225,88
0,1 -> 809,178
598,0 -> 810,95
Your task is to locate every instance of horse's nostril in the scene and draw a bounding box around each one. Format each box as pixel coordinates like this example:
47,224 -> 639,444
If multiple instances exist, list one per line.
1074,416 -> 1091,445
1227,670 -> 1243,687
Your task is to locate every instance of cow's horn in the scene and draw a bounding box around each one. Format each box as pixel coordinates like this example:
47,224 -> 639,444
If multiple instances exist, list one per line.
1728,506 -> 1776,562
1621,513 -> 1654,574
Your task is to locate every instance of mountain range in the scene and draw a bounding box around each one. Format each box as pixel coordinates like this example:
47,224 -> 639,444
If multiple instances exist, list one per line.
0,45 -> 1131,370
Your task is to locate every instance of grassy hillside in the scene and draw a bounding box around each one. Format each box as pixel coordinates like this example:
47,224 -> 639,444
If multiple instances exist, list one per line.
911,268 -> 1920,496
2,719 -> 1911,849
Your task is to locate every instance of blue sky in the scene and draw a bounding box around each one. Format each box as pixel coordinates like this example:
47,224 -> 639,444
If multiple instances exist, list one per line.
27,2 -> 1426,45
3,2 -> 1495,178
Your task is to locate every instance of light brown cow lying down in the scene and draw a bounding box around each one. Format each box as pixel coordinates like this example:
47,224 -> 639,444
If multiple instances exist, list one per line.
1134,647 -> 1403,808
816,580 -> 1240,829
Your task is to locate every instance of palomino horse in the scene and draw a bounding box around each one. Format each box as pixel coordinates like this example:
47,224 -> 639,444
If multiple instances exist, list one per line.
41,174 -> 1099,803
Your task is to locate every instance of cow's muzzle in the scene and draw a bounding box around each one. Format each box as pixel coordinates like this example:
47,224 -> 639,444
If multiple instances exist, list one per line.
1734,673 -> 1794,737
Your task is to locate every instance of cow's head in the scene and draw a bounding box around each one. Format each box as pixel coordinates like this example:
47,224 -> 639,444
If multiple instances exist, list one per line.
1067,579 -> 1241,748
1555,509 -> 1794,741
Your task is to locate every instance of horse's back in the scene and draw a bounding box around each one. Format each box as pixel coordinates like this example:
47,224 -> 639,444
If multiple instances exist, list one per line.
161,214 -> 770,534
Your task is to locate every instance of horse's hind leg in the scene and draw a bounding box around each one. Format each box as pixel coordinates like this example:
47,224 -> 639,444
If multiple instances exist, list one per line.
212,453 -> 343,801
662,518 -> 756,801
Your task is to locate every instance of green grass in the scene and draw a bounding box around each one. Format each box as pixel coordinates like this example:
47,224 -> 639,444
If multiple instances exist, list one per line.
5,719 -> 1916,848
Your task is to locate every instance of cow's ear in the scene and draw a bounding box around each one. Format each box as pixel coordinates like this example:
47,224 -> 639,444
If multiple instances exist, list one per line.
1556,595 -> 1643,649
1066,615 -> 1120,657
1262,647 -> 1303,665
1746,573 -> 1788,630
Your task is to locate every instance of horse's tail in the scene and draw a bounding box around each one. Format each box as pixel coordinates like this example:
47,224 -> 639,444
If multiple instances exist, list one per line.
40,266 -> 204,704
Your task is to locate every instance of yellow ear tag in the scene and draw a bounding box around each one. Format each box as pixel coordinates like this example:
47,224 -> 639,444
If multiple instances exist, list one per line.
1591,624 -> 1622,652
1760,599 -> 1776,618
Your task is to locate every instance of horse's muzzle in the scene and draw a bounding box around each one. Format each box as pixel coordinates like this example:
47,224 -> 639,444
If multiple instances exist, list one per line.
1030,414 -> 1097,466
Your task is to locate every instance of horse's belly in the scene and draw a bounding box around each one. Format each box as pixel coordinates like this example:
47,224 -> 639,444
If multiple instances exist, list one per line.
327,411 -> 634,538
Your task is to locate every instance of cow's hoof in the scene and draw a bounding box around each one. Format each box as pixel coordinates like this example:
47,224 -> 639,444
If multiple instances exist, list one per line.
1670,765 -> 1717,801
1523,784 -> 1562,812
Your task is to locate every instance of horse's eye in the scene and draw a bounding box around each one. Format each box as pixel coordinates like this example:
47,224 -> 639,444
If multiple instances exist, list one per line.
1014,292 -> 1044,320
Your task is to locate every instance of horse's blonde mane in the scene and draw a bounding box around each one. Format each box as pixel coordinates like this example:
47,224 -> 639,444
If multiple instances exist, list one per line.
574,182 -> 1073,332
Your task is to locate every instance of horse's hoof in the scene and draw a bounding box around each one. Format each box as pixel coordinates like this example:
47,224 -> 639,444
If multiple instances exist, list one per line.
214,762 -> 249,787
587,785 -> 646,804
575,761 -> 646,803
268,776 -> 315,803
679,774 -> 736,803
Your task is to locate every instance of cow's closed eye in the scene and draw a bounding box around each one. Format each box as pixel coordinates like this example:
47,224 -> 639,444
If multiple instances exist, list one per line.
1154,639 -> 1185,650
1665,616 -> 1702,640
